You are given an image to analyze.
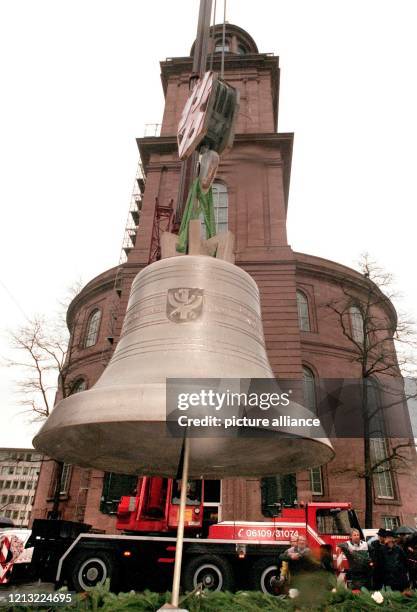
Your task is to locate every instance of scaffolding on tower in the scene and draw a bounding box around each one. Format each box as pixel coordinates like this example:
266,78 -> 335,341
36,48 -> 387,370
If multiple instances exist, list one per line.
148,197 -> 174,264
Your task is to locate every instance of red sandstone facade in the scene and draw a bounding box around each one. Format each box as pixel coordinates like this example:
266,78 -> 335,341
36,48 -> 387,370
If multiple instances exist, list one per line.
32,25 -> 417,532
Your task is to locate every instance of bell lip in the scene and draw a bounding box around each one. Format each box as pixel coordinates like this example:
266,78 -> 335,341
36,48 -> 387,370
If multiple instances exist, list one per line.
33,421 -> 335,478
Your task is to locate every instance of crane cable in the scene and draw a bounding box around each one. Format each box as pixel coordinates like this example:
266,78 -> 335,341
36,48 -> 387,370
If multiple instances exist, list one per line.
220,0 -> 227,79
209,0 -> 217,71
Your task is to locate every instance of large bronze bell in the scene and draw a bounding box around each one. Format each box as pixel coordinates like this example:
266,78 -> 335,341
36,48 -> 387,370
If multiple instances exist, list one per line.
33,255 -> 334,477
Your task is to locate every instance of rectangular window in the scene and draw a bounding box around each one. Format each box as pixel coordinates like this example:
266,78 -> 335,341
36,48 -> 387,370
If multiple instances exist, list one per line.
317,509 -> 352,535
22,496 -> 29,504
5,510 -> 11,518
23,467 -> 29,475
203,480 -> 222,523
19,481 -> 25,489
15,495 -> 22,504
100,472 -> 137,514
12,510 -> 18,519
8,466 -> 15,475
0,495 -> 7,503
4,481 -> 11,489
12,481 -> 18,489
9,495 -> 15,504
310,467 -> 324,495
60,464 -> 72,495
371,438 -> 394,499
26,482 -> 33,490
383,516 -> 400,530
204,480 -> 221,503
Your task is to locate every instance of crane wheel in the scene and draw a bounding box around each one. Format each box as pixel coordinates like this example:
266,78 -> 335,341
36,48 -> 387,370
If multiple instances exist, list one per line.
250,557 -> 280,594
69,551 -> 117,592
183,554 -> 234,592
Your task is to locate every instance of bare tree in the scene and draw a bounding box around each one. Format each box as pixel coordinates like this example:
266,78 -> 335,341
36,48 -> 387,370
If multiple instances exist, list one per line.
7,281 -> 82,519
324,254 -> 417,528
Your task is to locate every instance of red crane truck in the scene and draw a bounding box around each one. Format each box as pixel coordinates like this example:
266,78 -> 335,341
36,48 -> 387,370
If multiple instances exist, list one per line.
3,476 -> 360,593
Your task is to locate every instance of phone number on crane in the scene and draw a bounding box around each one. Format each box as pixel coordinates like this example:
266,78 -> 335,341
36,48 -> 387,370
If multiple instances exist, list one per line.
237,528 -> 300,539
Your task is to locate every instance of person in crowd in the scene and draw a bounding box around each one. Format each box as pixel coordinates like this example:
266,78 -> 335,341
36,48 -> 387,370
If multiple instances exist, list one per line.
274,534 -> 312,588
368,528 -> 388,590
380,530 -> 409,591
277,534 -> 335,604
394,530 -> 412,553
338,528 -> 372,590
405,532 -> 417,588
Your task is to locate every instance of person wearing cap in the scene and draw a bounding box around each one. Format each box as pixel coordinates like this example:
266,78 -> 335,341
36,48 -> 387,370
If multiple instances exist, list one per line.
368,528 -> 388,590
380,530 -> 409,591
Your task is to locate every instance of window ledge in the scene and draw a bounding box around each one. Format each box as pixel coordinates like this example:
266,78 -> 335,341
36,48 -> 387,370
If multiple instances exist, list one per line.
374,497 -> 401,506
46,494 -> 69,502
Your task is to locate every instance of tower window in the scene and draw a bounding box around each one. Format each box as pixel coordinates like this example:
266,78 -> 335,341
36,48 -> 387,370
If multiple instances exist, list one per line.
213,182 -> 228,234
237,44 -> 247,55
84,309 -> 101,348
214,39 -> 230,53
202,182 -> 228,238
296,290 -> 310,331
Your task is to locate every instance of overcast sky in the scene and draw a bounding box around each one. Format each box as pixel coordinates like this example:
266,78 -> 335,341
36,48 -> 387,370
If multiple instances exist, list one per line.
1,0 -> 416,448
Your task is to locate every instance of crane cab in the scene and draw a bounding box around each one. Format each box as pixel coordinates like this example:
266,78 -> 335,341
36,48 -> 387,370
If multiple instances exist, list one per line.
116,477 -> 203,535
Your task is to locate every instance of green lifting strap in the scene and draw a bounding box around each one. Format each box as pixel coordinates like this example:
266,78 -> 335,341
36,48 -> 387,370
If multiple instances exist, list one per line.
176,178 -> 216,254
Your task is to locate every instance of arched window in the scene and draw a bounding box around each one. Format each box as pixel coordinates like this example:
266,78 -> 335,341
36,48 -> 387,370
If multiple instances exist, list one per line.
84,309 -> 101,348
296,290 -> 310,331
349,305 -> 364,343
237,44 -> 248,55
302,366 -> 316,413
303,366 -> 324,495
367,379 -> 395,499
70,378 -> 87,394
371,438 -> 394,499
